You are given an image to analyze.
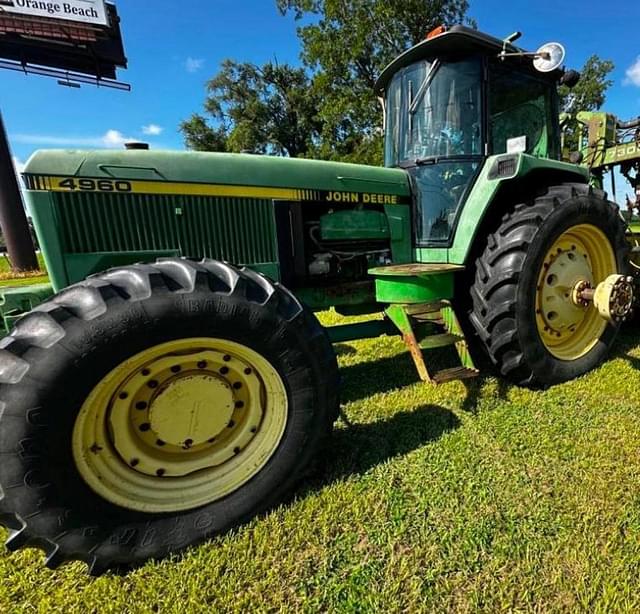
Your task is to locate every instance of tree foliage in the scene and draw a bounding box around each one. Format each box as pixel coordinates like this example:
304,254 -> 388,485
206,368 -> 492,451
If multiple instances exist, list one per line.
181,60 -> 322,157
559,55 -> 615,152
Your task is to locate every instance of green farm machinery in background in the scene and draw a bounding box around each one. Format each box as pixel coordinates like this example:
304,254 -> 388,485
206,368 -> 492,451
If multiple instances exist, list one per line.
1,26 -> 640,574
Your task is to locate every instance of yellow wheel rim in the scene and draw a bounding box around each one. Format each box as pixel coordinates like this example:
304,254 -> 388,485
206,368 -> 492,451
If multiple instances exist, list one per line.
536,223 -> 617,361
72,338 -> 288,513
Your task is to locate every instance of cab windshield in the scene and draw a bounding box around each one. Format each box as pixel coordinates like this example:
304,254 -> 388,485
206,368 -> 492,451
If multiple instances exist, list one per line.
385,57 -> 482,165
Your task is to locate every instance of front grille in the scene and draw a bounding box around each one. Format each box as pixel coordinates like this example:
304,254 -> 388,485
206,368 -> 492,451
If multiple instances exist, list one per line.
52,191 -> 278,264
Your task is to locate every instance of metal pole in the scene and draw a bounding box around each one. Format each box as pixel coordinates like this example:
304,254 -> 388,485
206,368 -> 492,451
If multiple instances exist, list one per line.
0,110 -> 38,272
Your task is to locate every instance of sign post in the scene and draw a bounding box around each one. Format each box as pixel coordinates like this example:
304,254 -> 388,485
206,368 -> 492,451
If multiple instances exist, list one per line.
0,111 -> 38,271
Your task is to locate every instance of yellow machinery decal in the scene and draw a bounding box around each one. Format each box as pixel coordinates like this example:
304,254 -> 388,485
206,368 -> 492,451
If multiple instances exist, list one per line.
24,175 -> 407,205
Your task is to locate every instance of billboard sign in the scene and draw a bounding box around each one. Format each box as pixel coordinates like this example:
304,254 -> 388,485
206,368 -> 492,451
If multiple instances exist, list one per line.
0,2 -> 127,86
0,0 -> 108,27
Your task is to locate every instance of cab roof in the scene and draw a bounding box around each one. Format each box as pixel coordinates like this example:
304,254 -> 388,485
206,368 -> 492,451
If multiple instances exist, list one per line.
375,25 -> 558,95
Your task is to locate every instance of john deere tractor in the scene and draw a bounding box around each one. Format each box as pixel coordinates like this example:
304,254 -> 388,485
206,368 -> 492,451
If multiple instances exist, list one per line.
1,26 -> 638,574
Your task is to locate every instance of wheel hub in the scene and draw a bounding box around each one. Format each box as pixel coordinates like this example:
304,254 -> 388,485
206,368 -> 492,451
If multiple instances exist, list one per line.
539,245 -> 593,335
108,349 -> 263,478
535,223 -> 617,361
149,374 -> 234,447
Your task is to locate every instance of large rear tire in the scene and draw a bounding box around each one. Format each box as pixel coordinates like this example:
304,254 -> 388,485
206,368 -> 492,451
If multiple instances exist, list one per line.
469,183 -> 627,387
0,259 -> 339,574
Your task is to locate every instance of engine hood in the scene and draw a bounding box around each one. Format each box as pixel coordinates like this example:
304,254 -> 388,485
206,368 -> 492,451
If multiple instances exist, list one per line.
23,149 -> 411,202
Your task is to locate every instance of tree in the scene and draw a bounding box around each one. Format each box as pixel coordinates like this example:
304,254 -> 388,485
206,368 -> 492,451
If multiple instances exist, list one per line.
181,60 -> 322,157
182,0 -> 473,163
559,55 -> 615,152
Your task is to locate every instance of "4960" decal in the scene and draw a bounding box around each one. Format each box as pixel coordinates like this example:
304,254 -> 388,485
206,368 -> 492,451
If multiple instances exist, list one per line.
57,178 -> 133,193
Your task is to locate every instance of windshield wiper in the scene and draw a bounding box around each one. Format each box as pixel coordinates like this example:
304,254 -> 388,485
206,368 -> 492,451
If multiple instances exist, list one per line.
395,155 -> 482,169
396,157 -> 438,169
408,60 -> 440,116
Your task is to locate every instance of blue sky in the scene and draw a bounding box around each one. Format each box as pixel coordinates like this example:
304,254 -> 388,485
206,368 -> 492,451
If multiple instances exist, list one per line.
2,0 -> 640,185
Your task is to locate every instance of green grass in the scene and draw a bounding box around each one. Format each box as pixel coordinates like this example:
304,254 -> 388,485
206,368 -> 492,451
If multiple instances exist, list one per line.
3,311 -> 640,612
0,275 -> 49,288
0,253 -> 48,288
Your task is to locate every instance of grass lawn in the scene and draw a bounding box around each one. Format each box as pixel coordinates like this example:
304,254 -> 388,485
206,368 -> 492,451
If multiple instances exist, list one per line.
0,253 -> 48,288
2,311 -> 640,612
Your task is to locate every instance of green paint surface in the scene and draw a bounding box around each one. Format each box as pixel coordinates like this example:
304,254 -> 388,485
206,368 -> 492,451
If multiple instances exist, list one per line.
24,149 -> 411,197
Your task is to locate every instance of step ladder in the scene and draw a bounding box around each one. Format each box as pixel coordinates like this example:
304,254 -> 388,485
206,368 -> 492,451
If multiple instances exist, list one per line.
385,301 -> 479,385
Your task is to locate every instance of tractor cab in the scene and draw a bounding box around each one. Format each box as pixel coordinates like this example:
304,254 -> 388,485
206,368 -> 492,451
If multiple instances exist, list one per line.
376,26 -> 562,246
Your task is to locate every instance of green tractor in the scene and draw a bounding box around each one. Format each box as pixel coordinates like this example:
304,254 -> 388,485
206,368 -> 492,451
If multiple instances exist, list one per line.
1,26 -> 637,574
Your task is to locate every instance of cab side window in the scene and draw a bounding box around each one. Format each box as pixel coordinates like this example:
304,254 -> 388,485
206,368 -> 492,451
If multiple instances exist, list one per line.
489,65 -> 558,158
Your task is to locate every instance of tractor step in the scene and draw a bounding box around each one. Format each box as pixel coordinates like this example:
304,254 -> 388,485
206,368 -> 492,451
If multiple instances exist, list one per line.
418,333 -> 464,349
410,312 -> 445,325
384,300 -> 478,385
404,301 -> 449,315
432,366 -> 479,385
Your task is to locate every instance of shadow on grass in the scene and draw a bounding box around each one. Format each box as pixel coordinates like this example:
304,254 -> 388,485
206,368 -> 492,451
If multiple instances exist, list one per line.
339,352 -> 426,404
334,343 -> 357,357
458,375 -> 512,414
339,348 -> 511,413
302,404 -> 460,493
612,326 -> 640,370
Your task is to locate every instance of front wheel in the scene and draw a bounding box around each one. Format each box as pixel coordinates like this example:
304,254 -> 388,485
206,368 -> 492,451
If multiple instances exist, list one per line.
469,183 -> 628,387
0,259 -> 339,574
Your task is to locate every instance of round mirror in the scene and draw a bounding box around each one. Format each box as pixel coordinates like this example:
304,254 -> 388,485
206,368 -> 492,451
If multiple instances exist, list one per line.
533,42 -> 566,73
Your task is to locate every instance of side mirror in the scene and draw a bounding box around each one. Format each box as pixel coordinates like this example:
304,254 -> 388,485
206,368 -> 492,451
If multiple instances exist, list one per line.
560,70 -> 581,89
533,42 -> 566,73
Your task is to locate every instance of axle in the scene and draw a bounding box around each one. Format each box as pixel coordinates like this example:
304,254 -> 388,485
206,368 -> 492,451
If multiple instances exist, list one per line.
573,275 -> 635,323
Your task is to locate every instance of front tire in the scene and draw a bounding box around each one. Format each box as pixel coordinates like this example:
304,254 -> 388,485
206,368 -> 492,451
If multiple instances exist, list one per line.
0,259 -> 339,574
469,183 -> 627,387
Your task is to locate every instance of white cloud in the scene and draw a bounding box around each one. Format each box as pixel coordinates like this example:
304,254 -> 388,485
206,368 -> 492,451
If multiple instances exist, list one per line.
12,130 -> 134,148
142,124 -> 164,136
624,57 -> 640,87
101,129 -> 130,147
185,57 -> 205,73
